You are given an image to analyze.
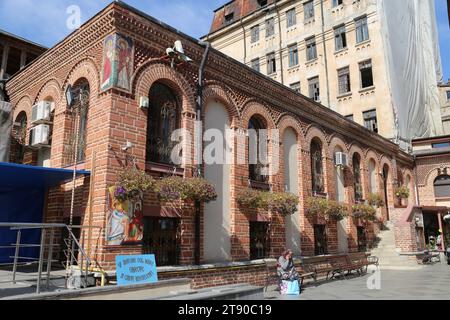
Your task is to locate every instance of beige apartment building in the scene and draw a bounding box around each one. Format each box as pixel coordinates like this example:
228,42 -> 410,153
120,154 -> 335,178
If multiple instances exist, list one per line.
203,0 -> 444,147
440,81 -> 450,134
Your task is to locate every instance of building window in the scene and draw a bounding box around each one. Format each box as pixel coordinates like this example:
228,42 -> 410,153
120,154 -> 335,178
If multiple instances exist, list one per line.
248,116 -> 269,183
334,25 -> 347,51
357,227 -> 367,252
286,8 -> 297,28
250,222 -> 270,260
359,60 -> 374,88
432,142 -> 450,149
355,16 -> 369,43
447,91 -> 450,101
266,18 -> 275,37
353,154 -> 363,201
304,1 -> 315,20
363,109 -> 378,133
308,76 -> 320,102
434,175 -> 450,198
290,82 -> 301,94
311,139 -> 325,195
69,79 -> 90,164
267,52 -> 276,75
314,225 -> 328,256
257,0 -> 268,8
306,37 -> 317,61
288,44 -> 299,67
333,0 -> 344,7
5,46 -> 22,78
143,217 -> 180,266
224,12 -> 234,25
251,58 -> 260,72
12,112 -> 27,164
338,67 -> 351,94
251,25 -> 260,43
147,82 -> 181,164
346,114 -> 354,121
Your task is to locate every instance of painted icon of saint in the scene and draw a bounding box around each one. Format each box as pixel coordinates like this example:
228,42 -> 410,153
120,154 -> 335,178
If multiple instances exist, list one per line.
102,38 -> 114,89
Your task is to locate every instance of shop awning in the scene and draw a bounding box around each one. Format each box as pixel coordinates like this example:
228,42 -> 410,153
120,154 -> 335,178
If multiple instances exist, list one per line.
0,162 -> 90,191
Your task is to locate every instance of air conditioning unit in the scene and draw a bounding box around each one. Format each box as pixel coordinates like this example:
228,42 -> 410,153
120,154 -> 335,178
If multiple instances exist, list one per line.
29,124 -> 50,147
335,152 -> 348,167
31,101 -> 52,124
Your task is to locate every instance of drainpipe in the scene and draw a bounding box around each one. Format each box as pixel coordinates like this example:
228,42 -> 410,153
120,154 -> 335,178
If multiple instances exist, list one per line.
320,0 -> 331,109
194,41 -> 211,266
240,18 -> 247,65
275,3 -> 284,85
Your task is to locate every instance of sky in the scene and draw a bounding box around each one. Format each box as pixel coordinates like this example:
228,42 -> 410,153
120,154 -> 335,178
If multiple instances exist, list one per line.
0,0 -> 449,80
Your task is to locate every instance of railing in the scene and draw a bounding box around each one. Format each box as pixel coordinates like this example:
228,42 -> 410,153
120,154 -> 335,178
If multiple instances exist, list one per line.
0,223 -> 106,295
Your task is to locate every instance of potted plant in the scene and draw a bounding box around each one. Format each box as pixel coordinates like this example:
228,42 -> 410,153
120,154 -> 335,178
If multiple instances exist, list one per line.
325,201 -> 349,221
114,167 -> 155,202
395,186 -> 410,207
351,204 -> 377,222
368,193 -> 385,208
265,192 -> 299,216
305,197 -> 329,221
237,188 -> 265,210
155,176 -> 218,204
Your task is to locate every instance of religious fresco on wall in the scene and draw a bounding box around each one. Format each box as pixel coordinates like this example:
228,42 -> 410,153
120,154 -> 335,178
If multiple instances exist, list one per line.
101,34 -> 134,92
106,186 -> 144,246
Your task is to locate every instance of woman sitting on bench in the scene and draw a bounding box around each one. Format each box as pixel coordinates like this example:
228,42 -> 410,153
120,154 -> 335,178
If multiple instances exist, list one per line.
278,250 -> 300,282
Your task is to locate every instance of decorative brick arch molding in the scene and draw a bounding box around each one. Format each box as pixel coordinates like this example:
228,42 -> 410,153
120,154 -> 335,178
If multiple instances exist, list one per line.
277,114 -> 306,150
63,58 -> 100,100
133,62 -> 196,114
13,95 -> 33,125
34,79 -> 63,105
304,125 -> 330,154
380,156 -> 396,209
423,167 -> 445,189
328,135 -> 348,158
348,143 -> 364,166
202,82 -> 241,127
240,99 -> 276,130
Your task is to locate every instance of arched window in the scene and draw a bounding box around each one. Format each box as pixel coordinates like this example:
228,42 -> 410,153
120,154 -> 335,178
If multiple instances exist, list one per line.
353,154 -> 363,201
434,175 -> 450,198
248,116 -> 269,183
13,112 -> 27,163
70,79 -> 90,163
369,159 -> 377,193
334,146 -> 345,202
311,139 -> 325,195
147,82 -> 181,164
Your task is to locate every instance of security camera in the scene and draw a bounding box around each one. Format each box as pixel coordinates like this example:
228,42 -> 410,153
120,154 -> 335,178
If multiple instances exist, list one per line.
122,141 -> 133,152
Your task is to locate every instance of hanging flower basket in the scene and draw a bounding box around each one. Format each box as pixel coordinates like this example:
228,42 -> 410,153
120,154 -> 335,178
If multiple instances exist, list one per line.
325,201 -> 349,221
305,197 -> 329,219
265,192 -> 299,216
154,176 -> 218,204
237,189 -> 266,210
395,186 -> 410,199
368,193 -> 385,208
351,204 -> 377,222
237,189 -> 299,216
114,167 -> 155,202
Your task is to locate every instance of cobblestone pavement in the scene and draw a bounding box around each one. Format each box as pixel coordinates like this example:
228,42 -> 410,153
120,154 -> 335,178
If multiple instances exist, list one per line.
265,262 -> 450,300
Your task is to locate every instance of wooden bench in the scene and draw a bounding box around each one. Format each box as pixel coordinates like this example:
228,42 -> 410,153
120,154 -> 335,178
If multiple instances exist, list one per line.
347,253 -> 379,274
326,255 -> 359,279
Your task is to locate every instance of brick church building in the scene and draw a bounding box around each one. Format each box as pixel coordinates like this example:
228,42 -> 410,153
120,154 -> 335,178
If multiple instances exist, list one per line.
3,1 -> 445,287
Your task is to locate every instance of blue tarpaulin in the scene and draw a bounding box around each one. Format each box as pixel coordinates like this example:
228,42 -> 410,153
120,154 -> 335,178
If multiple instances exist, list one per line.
0,162 -> 90,264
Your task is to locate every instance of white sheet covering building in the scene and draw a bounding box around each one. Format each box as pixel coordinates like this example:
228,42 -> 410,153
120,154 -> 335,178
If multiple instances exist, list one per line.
203,0 -> 444,149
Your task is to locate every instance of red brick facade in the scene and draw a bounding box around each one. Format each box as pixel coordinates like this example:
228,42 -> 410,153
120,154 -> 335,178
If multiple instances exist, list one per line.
5,2 -> 415,272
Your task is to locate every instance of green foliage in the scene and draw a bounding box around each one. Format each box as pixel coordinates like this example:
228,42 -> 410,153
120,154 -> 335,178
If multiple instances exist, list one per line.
326,201 -> 349,221
368,193 -> 385,208
154,176 -> 218,203
114,167 -> 155,202
237,189 -> 299,216
351,204 -> 377,221
395,186 -> 410,199
305,197 -> 329,217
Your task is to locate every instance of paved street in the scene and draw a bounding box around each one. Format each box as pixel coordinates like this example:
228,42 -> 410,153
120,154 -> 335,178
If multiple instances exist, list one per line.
265,263 -> 450,300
